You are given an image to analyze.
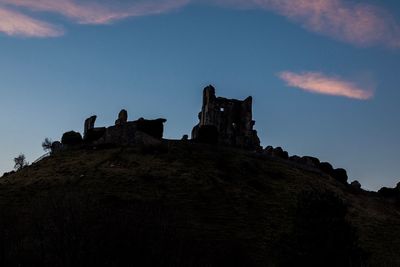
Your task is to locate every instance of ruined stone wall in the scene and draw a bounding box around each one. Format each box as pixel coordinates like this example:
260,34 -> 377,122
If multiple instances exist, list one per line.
83,110 -> 166,147
84,116 -> 97,136
192,85 -> 261,150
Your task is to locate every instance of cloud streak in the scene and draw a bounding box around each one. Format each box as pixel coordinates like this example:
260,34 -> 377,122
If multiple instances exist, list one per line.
278,71 -> 374,100
0,0 -> 189,37
0,0 -> 190,25
0,6 -> 63,37
213,0 -> 400,48
0,0 -> 399,48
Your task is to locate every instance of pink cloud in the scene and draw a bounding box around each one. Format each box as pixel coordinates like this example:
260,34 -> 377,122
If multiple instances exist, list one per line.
0,0 -> 399,47
0,0 -> 190,25
212,0 -> 400,48
278,71 -> 374,100
0,0 -> 189,37
0,0 -> 189,24
0,6 -> 63,37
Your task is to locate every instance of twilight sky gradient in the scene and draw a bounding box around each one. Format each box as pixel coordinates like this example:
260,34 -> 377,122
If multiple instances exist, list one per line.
0,0 -> 399,190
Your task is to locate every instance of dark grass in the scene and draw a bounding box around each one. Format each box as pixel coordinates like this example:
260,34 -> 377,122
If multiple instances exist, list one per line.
0,141 -> 399,266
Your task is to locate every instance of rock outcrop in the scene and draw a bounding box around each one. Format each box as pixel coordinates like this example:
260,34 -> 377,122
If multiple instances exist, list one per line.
264,146 -> 351,185
378,182 -> 400,198
264,146 -> 289,159
350,180 -> 362,190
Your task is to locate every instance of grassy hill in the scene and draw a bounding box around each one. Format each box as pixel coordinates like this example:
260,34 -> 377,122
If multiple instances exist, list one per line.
1,141 -> 399,266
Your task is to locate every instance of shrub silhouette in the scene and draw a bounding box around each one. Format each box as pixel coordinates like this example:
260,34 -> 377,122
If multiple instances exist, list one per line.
14,154 -> 28,171
42,138 -> 53,152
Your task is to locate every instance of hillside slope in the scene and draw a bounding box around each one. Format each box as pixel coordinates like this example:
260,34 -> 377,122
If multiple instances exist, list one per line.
0,141 -> 399,266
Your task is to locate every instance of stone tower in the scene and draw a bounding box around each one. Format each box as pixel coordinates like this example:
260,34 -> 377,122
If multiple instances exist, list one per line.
192,85 -> 261,150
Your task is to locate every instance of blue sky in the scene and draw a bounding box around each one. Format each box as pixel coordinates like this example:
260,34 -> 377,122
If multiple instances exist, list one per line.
0,0 -> 399,190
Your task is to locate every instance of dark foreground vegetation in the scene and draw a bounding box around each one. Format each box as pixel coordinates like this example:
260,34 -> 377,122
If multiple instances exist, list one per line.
1,141 -> 399,266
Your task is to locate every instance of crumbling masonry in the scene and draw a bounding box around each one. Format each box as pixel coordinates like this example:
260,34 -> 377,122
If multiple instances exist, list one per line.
192,85 -> 261,150
83,110 -> 166,146
60,85 -> 260,150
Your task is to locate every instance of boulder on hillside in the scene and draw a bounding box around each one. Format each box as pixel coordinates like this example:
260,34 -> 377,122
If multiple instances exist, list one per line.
61,131 -> 83,147
273,147 -> 289,159
301,156 -> 320,167
264,146 -> 274,155
263,146 -> 289,159
350,180 -> 362,191
378,187 -> 397,198
333,168 -> 348,184
289,155 -> 301,163
319,162 -> 334,175
318,163 -> 348,185
378,182 -> 400,198
2,171 -> 15,178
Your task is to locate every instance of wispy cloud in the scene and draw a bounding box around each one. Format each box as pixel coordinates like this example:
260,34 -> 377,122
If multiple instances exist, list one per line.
1,0 -> 399,47
0,0 -> 189,37
0,0 -> 190,25
213,0 -> 400,48
278,71 -> 374,100
0,6 -> 63,37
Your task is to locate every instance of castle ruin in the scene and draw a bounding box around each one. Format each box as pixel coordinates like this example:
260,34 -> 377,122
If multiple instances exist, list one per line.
83,110 -> 166,147
58,85 -> 260,151
192,85 -> 261,150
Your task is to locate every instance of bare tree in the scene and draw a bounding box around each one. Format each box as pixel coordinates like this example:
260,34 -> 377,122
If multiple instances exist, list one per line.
14,154 -> 28,171
42,138 -> 53,152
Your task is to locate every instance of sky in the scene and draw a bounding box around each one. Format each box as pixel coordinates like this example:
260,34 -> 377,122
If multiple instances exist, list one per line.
0,0 -> 399,191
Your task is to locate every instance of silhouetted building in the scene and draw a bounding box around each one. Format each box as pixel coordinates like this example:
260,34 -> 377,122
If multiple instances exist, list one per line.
83,110 -> 166,146
192,85 -> 261,150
